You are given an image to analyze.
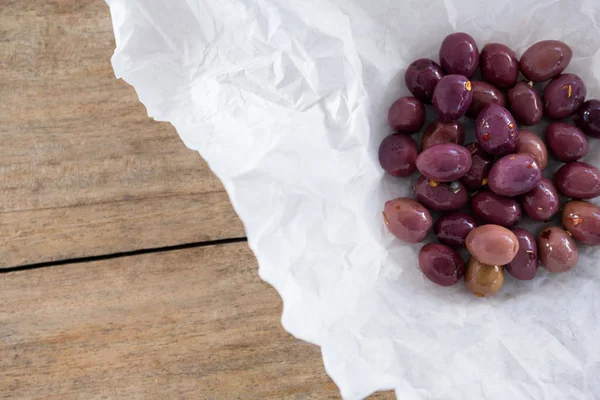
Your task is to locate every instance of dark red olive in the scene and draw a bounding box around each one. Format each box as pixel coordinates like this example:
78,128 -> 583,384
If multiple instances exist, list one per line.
554,162 -> 600,199
466,81 -> 506,118
574,99 -> 600,139
471,191 -> 522,228
505,228 -> 538,280
520,40 -> 572,82
434,212 -> 477,248
545,123 -> 589,162
420,120 -> 464,150
507,82 -> 543,126
405,59 -> 445,103
480,43 -> 519,89
415,175 -> 469,212
543,73 -> 586,119
520,178 -> 560,222
461,142 -> 494,189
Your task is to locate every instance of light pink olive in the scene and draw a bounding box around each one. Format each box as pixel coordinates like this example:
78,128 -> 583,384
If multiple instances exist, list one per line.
416,143 -> 472,182
465,224 -> 519,266
507,82 -> 543,126
383,198 -> 433,243
488,153 -> 542,197
521,178 -> 560,222
520,40 -> 572,82
537,227 -> 579,273
562,201 -> 600,246
464,258 -> 505,297
515,130 -> 548,170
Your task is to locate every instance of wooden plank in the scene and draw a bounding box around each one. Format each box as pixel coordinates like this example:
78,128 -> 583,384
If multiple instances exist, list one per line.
0,242 -> 394,399
0,0 -> 245,268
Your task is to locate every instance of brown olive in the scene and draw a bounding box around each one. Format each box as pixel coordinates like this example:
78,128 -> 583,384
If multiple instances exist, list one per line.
464,257 -> 505,297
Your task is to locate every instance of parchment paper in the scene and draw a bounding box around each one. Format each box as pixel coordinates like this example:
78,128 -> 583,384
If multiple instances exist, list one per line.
105,0 -> 600,398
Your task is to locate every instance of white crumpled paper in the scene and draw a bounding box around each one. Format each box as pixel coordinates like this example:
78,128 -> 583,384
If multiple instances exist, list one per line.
105,0 -> 600,398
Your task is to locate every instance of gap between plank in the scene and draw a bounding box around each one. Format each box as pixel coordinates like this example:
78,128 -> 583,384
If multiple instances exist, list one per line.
0,237 -> 248,274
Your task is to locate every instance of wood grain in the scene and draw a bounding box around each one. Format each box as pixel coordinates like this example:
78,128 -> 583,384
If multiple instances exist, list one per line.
0,242 -> 394,399
0,0 -> 245,268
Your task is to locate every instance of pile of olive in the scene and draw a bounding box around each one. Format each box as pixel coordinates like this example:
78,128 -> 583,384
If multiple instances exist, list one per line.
380,33 -> 600,297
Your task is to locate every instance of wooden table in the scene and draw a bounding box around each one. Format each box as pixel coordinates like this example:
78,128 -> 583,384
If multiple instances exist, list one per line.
0,2 -> 393,399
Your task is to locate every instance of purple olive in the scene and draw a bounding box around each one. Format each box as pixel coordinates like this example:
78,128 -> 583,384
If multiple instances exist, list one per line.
520,40 -> 572,82
439,33 -> 479,78
480,43 -> 519,89
573,99 -> 600,139
383,198 -> 433,243
378,134 -> 418,177
420,120 -> 464,150
434,212 -> 477,248
475,103 -> 518,156
466,81 -> 506,118
546,122 -> 589,162
405,59 -> 445,103
505,228 -> 538,280
507,82 -> 543,126
471,191 -> 522,228
554,162 -> 600,199
515,130 -> 548,170
461,142 -> 494,189
488,153 -> 542,197
388,96 -> 426,134
562,201 -> 600,246
543,73 -> 586,119
521,178 -> 560,222
416,143 -> 472,182
432,75 -> 473,122
415,175 -> 468,212
419,243 -> 465,287
537,227 -> 579,273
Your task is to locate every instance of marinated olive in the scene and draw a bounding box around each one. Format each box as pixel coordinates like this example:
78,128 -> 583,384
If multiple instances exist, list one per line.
466,81 -> 506,118
480,43 -> 519,89
383,198 -> 433,243
515,129 -> 548,170
505,228 -> 538,281
554,162 -> 600,199
416,143 -> 472,182
461,142 -> 494,189
378,133 -> 418,177
471,191 -> 522,228
574,99 -> 600,139
520,178 -> 560,222
465,224 -> 519,266
415,175 -> 469,212
388,96 -> 426,134
562,201 -> 600,246
507,82 -> 543,126
475,103 -> 518,156
420,120 -> 464,150
419,243 -> 465,286
537,227 -> 579,273
488,153 -> 542,197
464,258 -> 505,297
432,75 -> 473,122
439,32 -> 479,77
546,122 -> 589,162
520,40 -> 572,82
405,59 -> 445,103
434,212 -> 477,248
543,73 -> 586,119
